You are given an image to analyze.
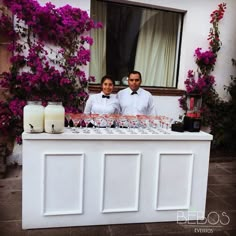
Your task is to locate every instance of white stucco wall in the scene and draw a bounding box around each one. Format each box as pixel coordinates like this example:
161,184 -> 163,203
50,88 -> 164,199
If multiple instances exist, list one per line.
37,0 -> 236,120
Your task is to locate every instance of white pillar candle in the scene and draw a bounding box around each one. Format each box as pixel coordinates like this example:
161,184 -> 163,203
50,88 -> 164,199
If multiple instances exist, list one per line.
44,102 -> 65,133
23,101 -> 44,133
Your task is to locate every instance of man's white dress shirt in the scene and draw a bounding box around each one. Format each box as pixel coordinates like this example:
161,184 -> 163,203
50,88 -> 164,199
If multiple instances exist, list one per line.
117,87 -> 156,115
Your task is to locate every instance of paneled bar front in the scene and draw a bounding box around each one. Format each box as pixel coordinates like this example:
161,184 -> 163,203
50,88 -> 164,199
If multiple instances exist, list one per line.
22,128 -> 212,229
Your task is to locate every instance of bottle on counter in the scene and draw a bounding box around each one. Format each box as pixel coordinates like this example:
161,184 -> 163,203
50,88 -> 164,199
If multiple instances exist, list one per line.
23,101 -> 44,133
44,102 -> 65,133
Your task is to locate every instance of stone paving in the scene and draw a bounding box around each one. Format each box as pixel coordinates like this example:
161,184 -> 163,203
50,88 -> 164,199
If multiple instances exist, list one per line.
0,157 -> 236,236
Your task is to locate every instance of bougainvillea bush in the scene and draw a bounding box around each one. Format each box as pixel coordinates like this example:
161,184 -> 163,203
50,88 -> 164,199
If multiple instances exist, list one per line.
0,0 -> 101,143
179,3 -> 226,119
210,59 -> 236,152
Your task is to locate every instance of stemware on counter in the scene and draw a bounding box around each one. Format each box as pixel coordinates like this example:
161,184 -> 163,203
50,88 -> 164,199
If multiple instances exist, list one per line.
65,113 -> 173,134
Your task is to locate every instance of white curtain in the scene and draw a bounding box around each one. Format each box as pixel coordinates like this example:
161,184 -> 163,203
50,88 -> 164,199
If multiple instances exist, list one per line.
89,0 -> 106,84
134,9 -> 179,87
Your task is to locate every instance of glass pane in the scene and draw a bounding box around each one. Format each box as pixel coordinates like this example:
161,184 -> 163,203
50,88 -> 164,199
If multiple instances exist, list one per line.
106,3 -> 142,83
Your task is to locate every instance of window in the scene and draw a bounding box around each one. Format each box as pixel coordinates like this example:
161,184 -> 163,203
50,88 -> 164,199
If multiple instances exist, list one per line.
90,0 -> 183,88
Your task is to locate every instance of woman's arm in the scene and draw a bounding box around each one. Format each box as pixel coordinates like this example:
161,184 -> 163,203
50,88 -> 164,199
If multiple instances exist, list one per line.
84,96 -> 93,114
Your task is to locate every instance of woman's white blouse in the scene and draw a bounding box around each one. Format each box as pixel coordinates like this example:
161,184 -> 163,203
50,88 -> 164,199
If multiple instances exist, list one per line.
84,92 -> 120,115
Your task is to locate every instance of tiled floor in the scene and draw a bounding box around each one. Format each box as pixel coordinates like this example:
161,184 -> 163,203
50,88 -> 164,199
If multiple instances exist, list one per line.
0,157 -> 236,236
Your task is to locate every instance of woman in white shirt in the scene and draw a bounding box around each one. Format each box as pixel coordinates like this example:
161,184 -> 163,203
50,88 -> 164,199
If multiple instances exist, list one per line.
84,75 -> 120,115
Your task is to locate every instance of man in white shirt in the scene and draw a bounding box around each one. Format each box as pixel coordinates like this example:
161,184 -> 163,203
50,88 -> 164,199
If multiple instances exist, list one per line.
117,71 -> 156,115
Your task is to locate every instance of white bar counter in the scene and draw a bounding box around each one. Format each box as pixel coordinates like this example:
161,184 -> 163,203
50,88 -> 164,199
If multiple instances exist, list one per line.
22,128 -> 213,229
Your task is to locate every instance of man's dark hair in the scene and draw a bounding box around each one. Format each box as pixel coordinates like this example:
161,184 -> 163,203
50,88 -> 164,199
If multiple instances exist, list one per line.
128,71 -> 142,80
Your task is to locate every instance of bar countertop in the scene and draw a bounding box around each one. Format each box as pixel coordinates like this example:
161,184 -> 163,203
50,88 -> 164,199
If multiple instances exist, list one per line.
22,127 -> 213,141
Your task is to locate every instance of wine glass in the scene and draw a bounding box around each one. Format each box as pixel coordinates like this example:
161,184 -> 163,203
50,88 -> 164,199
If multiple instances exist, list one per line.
126,115 -> 138,134
159,115 -> 165,129
166,117 -> 174,130
148,115 -> 159,134
112,114 -> 123,134
70,113 -> 81,133
105,114 -> 115,133
112,114 -> 120,129
94,115 -> 104,133
89,114 -> 99,133
119,115 -> 127,128
116,115 -> 127,134
149,115 -> 156,128
137,115 -> 148,134
65,113 -> 74,129
161,116 -> 172,130
83,114 -> 92,133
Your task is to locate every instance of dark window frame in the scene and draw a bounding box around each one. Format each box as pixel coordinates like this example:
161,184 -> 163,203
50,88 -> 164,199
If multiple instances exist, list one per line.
89,0 -> 185,96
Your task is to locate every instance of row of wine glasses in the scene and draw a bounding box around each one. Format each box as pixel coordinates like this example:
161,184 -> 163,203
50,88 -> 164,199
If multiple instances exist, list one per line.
65,113 -> 173,133
66,113 -> 91,133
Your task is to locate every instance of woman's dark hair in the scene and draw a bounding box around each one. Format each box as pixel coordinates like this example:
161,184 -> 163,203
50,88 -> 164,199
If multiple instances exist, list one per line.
101,75 -> 114,85
128,71 -> 142,80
